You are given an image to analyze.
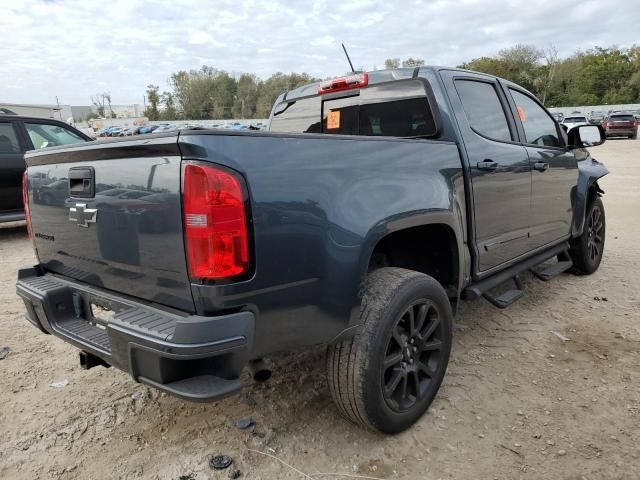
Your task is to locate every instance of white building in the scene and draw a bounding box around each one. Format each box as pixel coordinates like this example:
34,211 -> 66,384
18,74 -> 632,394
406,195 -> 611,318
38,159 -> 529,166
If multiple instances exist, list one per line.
0,102 -> 65,119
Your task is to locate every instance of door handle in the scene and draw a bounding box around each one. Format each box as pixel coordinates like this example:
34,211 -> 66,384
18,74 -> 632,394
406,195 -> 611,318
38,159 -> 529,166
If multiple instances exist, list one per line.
477,159 -> 499,171
533,162 -> 549,172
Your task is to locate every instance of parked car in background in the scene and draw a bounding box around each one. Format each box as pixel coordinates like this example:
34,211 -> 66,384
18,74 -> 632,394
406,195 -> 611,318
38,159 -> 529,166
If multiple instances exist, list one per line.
562,115 -> 589,130
118,127 -> 136,136
0,114 -> 91,222
96,127 -> 111,137
138,125 -> 161,134
588,110 -> 606,125
107,127 -> 123,137
96,126 -> 124,137
603,113 -> 637,139
552,112 -> 564,123
152,124 -> 173,134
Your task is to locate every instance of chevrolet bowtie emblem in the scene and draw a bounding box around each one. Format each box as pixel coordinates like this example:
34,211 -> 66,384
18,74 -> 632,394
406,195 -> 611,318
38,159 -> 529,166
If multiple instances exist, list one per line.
68,203 -> 98,228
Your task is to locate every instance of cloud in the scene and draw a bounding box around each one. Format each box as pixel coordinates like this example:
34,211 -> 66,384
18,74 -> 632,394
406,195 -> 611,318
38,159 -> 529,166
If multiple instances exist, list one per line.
0,0 -> 638,104
189,32 -> 212,45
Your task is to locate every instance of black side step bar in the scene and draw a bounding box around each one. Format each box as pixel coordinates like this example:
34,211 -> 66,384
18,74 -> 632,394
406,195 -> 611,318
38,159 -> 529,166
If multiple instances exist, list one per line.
462,242 -> 568,304
530,251 -> 573,281
481,274 -> 524,309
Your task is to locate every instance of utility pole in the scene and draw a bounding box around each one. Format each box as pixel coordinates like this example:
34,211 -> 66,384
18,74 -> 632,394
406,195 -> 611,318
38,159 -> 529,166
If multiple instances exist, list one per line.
55,96 -> 63,121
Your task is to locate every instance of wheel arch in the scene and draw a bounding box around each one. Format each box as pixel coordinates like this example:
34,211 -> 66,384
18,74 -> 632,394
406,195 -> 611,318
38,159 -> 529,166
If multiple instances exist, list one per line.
353,211 -> 464,319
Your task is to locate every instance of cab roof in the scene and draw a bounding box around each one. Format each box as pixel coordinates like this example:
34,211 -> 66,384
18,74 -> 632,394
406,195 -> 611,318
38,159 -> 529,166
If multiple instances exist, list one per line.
279,65 -> 518,104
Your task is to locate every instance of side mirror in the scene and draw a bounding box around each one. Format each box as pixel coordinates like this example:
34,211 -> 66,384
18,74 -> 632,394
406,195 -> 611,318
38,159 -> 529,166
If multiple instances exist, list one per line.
567,124 -> 605,149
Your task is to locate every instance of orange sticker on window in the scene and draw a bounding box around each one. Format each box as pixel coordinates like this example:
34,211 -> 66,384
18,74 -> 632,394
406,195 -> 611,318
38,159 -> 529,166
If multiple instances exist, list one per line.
517,106 -> 526,122
327,110 -> 341,129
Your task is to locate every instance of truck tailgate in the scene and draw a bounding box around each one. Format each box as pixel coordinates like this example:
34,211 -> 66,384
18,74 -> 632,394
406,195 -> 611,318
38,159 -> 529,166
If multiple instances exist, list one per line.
24,134 -> 194,312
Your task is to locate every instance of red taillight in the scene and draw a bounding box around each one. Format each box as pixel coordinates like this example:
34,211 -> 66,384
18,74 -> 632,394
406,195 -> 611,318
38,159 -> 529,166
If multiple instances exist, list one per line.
22,171 -> 33,242
602,121 -> 607,129
318,72 -> 368,95
182,162 -> 249,281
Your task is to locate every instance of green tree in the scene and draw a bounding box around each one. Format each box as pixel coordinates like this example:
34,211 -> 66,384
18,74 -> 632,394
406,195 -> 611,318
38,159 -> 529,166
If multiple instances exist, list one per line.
384,58 -> 400,69
402,57 -> 425,67
143,44 -> 640,119
144,85 -> 160,121
255,72 -> 319,118
168,66 -> 239,119
234,74 -> 260,118
160,92 -> 177,120
460,44 -> 640,106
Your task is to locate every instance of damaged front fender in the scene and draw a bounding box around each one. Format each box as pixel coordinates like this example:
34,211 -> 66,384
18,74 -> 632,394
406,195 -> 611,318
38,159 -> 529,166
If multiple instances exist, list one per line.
571,153 -> 609,238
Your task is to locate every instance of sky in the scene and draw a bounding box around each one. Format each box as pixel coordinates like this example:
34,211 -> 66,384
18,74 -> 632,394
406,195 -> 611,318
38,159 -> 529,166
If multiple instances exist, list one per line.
2,0 -> 639,106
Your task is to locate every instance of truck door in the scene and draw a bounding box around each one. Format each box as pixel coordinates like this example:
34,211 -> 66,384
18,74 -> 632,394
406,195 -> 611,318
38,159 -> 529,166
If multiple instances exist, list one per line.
441,71 -> 532,274
505,87 -> 577,249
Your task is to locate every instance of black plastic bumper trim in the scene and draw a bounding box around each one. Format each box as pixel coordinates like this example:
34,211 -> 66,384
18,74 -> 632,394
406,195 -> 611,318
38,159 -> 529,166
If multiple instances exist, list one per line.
16,268 -> 254,402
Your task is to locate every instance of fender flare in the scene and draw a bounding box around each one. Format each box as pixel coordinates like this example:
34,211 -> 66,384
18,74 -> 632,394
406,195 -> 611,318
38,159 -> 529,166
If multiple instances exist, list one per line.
331,209 -> 465,336
571,156 -> 608,238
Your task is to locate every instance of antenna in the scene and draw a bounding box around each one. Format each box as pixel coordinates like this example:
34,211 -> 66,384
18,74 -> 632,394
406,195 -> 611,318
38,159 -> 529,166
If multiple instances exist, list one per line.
341,43 -> 355,73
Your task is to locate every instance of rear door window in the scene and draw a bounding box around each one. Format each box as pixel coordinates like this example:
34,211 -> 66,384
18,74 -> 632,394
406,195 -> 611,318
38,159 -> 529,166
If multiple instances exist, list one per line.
270,79 -> 438,138
454,79 -> 512,142
0,122 -> 21,153
25,122 -> 86,149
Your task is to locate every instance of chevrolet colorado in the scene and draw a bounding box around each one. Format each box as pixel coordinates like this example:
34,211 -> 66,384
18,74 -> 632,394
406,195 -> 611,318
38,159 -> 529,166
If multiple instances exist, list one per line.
17,67 -> 608,433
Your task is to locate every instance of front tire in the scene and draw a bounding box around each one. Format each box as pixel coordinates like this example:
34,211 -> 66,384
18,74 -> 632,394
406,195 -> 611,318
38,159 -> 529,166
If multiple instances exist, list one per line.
326,268 -> 453,433
570,196 -> 605,274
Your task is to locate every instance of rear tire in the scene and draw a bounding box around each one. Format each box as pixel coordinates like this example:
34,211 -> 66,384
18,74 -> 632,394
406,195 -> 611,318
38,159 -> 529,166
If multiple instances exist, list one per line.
570,196 -> 605,274
326,268 -> 453,433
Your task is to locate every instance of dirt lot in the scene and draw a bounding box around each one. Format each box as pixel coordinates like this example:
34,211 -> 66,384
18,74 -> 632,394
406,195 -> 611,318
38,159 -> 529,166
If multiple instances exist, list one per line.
1,139 -> 639,480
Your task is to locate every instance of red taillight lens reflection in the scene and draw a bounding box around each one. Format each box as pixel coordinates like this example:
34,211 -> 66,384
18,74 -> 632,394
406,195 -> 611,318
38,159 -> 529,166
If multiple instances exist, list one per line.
182,163 -> 249,280
22,171 -> 33,242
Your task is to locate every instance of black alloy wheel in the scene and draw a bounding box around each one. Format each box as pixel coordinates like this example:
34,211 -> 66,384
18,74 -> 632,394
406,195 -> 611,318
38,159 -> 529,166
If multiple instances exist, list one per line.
382,299 -> 443,412
586,203 -> 604,263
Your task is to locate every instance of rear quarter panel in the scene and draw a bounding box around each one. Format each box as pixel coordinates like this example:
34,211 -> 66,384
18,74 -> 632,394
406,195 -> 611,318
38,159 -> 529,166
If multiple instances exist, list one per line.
180,132 -> 466,356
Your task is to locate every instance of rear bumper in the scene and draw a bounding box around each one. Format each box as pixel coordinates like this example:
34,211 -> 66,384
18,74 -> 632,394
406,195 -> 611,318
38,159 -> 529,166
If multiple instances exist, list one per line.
16,267 -> 254,402
606,128 -> 636,136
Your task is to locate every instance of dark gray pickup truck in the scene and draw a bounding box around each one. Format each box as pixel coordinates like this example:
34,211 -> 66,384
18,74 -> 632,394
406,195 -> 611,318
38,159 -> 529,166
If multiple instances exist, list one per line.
17,66 -> 608,433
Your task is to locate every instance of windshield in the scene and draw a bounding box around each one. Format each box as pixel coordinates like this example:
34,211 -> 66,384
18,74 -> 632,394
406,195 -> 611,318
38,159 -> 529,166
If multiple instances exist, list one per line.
565,117 -> 587,123
610,115 -> 634,121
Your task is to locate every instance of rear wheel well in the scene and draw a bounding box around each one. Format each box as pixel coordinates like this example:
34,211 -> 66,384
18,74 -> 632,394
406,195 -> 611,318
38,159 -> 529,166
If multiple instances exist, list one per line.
368,224 -> 459,298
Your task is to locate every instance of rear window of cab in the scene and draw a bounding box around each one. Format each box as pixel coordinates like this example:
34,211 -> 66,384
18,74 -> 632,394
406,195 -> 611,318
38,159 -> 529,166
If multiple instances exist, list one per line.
269,79 -> 438,138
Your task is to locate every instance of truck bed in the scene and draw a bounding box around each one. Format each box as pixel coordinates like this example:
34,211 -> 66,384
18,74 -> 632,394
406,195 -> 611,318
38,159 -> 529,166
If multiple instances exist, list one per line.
24,129 -> 465,356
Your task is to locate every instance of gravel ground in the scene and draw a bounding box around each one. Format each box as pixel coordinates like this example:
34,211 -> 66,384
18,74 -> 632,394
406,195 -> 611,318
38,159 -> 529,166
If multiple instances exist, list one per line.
0,139 -> 638,480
